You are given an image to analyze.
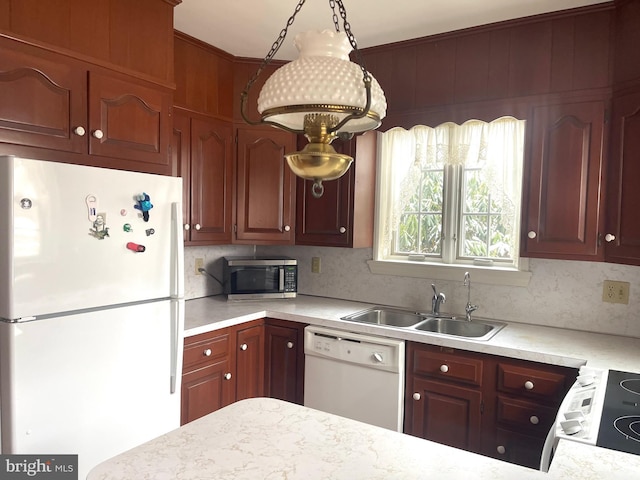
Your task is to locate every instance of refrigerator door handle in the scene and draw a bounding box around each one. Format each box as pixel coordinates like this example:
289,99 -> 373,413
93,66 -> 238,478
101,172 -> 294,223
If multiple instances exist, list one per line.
170,299 -> 184,394
170,202 -> 184,299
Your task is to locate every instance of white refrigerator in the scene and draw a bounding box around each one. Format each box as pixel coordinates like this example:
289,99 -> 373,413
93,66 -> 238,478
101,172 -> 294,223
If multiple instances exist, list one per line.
0,156 -> 184,479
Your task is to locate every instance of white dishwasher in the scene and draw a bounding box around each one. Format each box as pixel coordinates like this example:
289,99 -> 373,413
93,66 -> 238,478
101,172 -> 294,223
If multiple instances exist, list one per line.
303,325 -> 405,432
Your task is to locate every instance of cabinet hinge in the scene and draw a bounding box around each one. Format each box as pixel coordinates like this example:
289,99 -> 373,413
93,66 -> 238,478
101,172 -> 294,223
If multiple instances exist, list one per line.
235,132 -> 238,144
480,400 -> 484,414
233,224 -> 237,233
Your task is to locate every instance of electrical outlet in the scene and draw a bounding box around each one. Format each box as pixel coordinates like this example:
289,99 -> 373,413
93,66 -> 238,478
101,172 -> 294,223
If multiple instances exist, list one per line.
311,256 -> 321,274
602,280 -> 630,304
194,257 -> 204,275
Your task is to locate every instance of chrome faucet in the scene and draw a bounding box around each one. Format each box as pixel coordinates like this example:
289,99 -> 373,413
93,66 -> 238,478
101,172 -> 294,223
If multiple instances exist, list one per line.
463,272 -> 478,322
431,284 -> 446,316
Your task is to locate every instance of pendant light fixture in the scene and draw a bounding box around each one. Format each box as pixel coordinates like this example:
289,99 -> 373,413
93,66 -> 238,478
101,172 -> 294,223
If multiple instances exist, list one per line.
240,0 -> 387,198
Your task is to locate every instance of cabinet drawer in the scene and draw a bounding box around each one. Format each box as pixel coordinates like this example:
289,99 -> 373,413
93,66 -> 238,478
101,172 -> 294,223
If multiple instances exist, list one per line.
411,347 -> 483,387
496,395 -> 556,434
183,330 -> 230,371
497,363 -> 569,402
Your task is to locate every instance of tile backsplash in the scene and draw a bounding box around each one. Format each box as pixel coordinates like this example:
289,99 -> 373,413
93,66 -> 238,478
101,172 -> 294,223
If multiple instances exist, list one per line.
185,245 -> 640,338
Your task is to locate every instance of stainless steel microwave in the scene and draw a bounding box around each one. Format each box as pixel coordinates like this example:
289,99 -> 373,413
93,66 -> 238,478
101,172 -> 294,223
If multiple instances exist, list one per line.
223,256 -> 297,300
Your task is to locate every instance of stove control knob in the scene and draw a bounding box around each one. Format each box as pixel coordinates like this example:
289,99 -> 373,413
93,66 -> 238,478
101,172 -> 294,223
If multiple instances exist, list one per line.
524,380 -> 534,390
530,415 -> 539,425
373,352 -> 384,363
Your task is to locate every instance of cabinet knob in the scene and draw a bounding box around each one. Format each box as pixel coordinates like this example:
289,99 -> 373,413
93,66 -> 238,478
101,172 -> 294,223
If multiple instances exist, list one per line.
203,348 -> 212,357
440,364 -> 449,373
284,225 -> 291,232
286,341 -> 294,349
194,224 -> 201,231
73,126 -> 86,136
413,393 -> 421,401
524,380 -> 535,390
92,129 -> 104,139
527,231 -> 537,239
530,415 -> 540,425
224,372 -> 232,380
183,224 -> 190,231
339,226 -> 346,234
605,233 -> 616,242
496,445 -> 506,455
240,343 -> 248,351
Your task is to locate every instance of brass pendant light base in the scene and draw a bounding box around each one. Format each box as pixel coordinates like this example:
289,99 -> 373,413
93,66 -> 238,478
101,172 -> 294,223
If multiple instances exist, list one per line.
284,114 -> 354,198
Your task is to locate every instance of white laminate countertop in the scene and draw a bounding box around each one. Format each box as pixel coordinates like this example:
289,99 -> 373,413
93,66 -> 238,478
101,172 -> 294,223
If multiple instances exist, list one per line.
87,397 -> 640,480
185,294 -> 640,373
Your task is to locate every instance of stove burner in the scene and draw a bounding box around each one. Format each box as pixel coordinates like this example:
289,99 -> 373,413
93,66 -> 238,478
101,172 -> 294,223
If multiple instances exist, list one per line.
613,416 -> 640,443
620,379 -> 640,396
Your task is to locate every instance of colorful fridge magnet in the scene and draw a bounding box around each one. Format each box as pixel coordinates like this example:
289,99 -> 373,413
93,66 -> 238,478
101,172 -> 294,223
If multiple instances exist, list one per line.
89,213 -> 110,239
123,223 -> 133,232
126,242 -> 146,252
134,193 -> 153,222
145,228 -> 155,236
86,194 -> 98,222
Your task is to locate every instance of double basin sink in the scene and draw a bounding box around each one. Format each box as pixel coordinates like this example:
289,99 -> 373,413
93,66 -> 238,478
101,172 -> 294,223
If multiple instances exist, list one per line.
340,306 -> 505,341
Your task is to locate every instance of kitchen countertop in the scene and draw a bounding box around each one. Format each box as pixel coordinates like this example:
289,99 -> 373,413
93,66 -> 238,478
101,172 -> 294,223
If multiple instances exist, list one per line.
87,397 -> 640,480
185,294 -> 640,373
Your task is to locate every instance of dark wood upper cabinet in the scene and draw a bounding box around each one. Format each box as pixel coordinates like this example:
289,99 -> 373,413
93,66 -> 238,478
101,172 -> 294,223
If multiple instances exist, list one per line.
0,43 -> 86,153
172,109 -> 234,245
235,125 -> 296,244
522,99 -> 607,260
605,91 -> 640,265
87,71 -> 171,167
295,131 -> 376,248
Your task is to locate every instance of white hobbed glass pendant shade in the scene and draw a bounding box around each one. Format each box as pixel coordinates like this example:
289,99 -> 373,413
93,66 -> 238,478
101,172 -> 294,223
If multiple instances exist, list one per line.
258,30 -> 387,134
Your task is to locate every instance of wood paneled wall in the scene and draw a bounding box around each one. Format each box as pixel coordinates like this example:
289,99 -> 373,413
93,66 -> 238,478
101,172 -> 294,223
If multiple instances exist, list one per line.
0,0 -> 178,83
359,4 -> 614,129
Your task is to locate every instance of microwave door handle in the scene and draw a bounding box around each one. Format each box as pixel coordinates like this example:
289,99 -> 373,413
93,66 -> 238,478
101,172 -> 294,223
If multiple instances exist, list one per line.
279,266 -> 285,291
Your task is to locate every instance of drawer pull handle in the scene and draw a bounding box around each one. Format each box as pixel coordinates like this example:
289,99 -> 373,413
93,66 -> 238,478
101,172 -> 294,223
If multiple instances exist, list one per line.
527,231 -> 537,239
524,380 -> 534,390
497,445 -> 506,455
224,372 -> 232,380
605,233 -> 615,242
530,415 -> 539,425
92,129 -> 104,139
203,348 -> 212,357
194,223 -> 201,231
284,225 -> 291,232
339,227 -> 346,234
440,364 -> 449,373
413,393 -> 421,401
73,126 -> 86,136
286,341 -> 294,349
240,343 -> 248,351
183,224 -> 190,231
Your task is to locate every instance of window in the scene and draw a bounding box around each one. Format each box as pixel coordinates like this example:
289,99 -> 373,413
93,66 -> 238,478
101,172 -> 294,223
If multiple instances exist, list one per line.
372,117 -> 527,278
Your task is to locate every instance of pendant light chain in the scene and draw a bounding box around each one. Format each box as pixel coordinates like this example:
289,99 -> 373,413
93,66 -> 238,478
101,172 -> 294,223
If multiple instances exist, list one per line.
241,0 -> 306,115
334,0 -> 371,85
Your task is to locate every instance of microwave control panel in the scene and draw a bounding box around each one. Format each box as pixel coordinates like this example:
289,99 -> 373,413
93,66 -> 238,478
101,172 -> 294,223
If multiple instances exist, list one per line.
284,265 -> 297,293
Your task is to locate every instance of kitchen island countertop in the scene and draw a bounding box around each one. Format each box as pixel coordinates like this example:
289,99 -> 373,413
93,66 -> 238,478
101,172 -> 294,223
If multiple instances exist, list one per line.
87,397 -> 640,480
185,294 -> 640,373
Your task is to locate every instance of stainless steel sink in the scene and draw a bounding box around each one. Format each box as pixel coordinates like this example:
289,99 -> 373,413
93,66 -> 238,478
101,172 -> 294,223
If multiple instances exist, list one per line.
341,306 -> 505,341
341,306 -> 426,328
412,316 -> 505,341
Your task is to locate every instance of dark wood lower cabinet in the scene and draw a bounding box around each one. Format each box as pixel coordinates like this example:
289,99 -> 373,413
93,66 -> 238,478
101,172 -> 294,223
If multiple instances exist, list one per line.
406,377 -> 482,452
405,342 -> 576,470
181,319 -> 306,424
264,319 -> 305,405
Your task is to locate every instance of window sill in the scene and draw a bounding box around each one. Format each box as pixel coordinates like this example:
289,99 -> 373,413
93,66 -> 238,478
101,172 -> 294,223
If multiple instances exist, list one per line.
366,258 -> 532,287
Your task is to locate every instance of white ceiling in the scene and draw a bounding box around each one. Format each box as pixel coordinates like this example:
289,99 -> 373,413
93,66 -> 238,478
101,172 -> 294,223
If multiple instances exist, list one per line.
174,0 -> 610,61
